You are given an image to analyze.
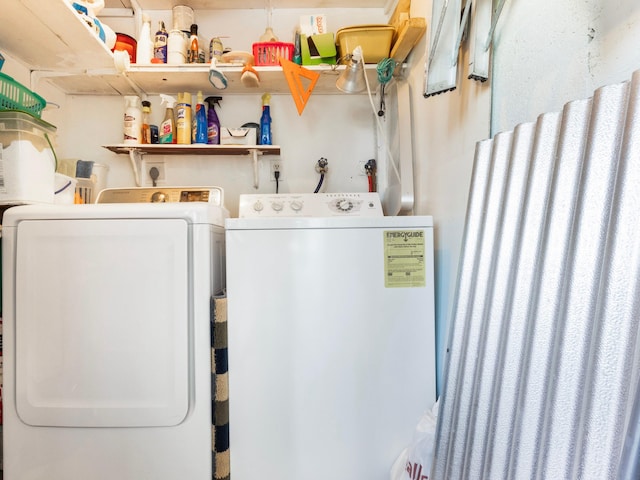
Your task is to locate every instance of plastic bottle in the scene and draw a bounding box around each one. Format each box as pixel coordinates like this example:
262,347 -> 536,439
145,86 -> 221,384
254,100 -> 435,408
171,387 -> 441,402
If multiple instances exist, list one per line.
123,95 -> 142,144
193,91 -> 207,144
187,24 -> 199,64
159,94 -> 177,144
176,92 -> 192,145
136,14 -> 153,64
153,21 -> 168,63
209,37 -> 223,62
141,100 -> 151,144
260,93 -> 272,145
167,29 -> 186,64
205,96 -> 222,145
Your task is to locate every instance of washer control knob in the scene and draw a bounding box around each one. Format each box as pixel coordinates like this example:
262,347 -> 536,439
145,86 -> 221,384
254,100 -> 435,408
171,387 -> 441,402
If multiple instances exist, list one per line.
290,200 -> 303,212
151,191 -> 168,203
336,199 -> 353,212
253,201 -> 264,212
271,201 -> 284,212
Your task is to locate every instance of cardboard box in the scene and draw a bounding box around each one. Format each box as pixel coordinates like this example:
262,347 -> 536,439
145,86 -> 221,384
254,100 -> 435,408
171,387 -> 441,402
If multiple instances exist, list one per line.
301,33 -> 337,65
220,127 -> 257,146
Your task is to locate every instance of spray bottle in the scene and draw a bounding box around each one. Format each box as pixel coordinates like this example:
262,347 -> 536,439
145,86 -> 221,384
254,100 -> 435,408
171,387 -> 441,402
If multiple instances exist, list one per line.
176,92 -> 192,145
123,95 -> 142,144
193,91 -> 208,144
136,14 -> 153,64
260,93 -> 272,145
159,94 -> 177,144
205,96 -> 222,145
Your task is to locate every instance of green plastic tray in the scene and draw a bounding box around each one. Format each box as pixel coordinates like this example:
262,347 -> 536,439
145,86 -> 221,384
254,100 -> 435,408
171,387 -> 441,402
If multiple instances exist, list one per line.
0,72 -> 46,118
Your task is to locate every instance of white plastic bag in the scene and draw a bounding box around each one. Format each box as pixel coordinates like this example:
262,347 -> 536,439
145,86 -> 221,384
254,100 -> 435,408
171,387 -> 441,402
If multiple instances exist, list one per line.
390,400 -> 439,480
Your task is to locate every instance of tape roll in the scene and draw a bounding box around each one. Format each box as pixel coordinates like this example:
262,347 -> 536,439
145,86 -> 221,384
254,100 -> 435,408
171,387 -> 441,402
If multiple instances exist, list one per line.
114,49 -> 131,72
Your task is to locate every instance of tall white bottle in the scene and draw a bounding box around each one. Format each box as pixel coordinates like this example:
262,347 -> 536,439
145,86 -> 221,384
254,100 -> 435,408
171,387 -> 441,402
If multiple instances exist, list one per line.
123,96 -> 142,144
136,14 -> 153,64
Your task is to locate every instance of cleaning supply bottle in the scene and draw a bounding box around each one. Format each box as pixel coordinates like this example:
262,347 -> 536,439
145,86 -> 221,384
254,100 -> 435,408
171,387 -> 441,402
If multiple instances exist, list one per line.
193,91 -> 207,144
187,24 -> 199,64
205,96 -> 222,145
176,92 -> 192,145
153,21 -> 168,63
260,93 -> 272,145
159,94 -> 177,144
123,95 -> 142,144
136,14 -> 153,64
141,100 -> 151,144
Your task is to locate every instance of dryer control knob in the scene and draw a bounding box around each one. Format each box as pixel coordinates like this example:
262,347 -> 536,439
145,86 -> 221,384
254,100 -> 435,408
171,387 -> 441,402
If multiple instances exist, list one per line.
290,200 -> 303,211
253,201 -> 264,212
271,201 -> 284,212
151,191 -> 168,203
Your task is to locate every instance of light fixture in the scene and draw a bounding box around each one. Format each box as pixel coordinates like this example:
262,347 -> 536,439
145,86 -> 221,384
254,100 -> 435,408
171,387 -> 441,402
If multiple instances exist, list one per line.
336,45 -> 366,93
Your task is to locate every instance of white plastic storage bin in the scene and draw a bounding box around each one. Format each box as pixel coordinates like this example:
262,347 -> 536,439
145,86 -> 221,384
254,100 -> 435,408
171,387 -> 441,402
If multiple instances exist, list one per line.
0,111 -> 57,205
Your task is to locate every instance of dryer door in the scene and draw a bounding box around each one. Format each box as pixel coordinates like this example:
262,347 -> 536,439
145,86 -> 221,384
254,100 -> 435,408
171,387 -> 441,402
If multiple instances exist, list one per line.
14,218 -> 191,427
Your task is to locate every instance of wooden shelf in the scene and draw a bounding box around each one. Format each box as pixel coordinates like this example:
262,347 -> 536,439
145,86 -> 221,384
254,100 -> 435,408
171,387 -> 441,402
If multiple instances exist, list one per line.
106,0 -> 387,9
0,0 -> 115,72
0,0 -> 389,96
103,144 -> 281,156
122,63 -> 381,95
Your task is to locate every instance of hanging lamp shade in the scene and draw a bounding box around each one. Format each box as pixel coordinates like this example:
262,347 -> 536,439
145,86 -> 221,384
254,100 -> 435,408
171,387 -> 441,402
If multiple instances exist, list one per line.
336,45 -> 366,93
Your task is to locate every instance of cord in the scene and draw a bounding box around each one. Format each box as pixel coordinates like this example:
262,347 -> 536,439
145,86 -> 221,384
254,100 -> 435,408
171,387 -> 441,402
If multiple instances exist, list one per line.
376,58 -> 397,84
363,66 -> 401,186
274,169 -> 280,193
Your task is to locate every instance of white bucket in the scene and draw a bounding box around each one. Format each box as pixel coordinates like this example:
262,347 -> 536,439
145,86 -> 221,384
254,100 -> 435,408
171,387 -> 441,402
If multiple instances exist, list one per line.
172,5 -> 194,32
54,173 -> 77,204
91,162 -> 109,200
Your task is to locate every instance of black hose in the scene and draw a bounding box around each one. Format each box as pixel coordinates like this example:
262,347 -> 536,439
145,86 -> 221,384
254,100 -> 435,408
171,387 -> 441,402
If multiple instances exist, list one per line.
314,173 -> 324,193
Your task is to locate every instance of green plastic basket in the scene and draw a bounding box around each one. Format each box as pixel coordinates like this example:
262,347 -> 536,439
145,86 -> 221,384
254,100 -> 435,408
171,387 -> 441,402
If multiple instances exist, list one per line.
0,72 -> 46,118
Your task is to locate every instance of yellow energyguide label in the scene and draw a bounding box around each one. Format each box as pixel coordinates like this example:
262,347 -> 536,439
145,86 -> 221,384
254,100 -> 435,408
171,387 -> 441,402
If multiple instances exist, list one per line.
383,230 -> 426,288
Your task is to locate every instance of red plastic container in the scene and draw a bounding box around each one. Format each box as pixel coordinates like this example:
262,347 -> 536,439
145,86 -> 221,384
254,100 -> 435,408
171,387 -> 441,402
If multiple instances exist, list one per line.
113,33 -> 137,63
252,42 -> 294,66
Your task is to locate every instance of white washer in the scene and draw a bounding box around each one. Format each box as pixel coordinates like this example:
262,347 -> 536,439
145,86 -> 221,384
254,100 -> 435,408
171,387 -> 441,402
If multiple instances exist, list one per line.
2,187 -> 227,480
225,193 -> 436,480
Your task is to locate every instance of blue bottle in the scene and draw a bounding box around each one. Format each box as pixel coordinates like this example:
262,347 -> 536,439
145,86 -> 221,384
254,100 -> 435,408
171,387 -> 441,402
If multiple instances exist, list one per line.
205,96 -> 222,145
194,91 -> 207,144
260,93 -> 272,145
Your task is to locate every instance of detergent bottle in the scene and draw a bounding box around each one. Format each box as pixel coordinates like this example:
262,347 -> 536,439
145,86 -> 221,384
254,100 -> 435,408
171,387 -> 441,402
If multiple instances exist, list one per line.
159,94 -> 176,144
193,91 -> 208,144
260,93 -> 272,145
176,92 -> 192,144
123,95 -> 142,144
205,96 -> 222,145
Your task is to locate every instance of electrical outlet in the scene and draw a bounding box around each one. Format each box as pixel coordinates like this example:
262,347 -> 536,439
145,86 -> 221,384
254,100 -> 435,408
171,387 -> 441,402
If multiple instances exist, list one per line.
270,159 -> 283,181
147,161 -> 166,186
357,160 -> 368,176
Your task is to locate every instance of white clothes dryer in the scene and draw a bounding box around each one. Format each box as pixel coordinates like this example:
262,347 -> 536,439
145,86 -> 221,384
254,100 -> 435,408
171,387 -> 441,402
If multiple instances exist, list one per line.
2,187 -> 227,480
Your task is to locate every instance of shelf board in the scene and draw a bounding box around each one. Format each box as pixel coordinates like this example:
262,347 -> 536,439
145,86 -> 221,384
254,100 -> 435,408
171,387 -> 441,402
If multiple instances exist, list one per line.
103,144 -> 281,155
0,0 -> 115,71
106,0 -> 389,9
122,63 -> 380,95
